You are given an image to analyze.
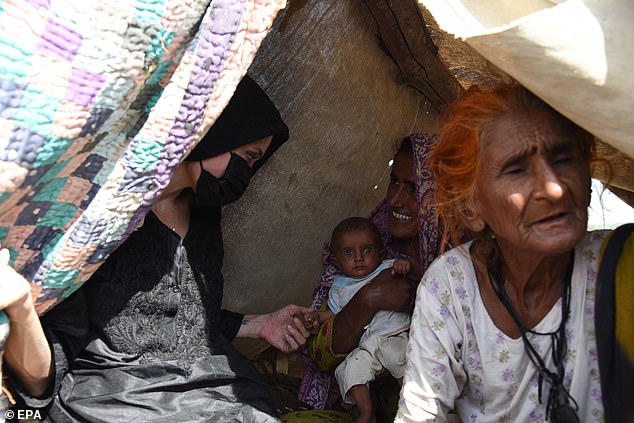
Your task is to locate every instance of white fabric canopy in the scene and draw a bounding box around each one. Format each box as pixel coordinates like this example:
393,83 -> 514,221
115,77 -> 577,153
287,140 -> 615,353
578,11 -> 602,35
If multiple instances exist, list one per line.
420,0 -> 634,160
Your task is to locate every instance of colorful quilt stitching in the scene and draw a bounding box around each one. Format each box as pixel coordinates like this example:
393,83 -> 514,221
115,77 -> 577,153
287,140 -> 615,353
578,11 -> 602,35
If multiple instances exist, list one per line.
0,0 -> 286,316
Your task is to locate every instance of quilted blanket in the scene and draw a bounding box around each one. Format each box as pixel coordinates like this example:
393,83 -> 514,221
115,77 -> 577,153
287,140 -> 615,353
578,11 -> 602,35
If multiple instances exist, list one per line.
0,0 -> 286,401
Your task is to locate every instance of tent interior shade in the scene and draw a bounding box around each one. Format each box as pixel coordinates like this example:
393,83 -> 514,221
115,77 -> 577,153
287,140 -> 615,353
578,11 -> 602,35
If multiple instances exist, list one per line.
220,0 -> 633,317
0,0 -> 629,346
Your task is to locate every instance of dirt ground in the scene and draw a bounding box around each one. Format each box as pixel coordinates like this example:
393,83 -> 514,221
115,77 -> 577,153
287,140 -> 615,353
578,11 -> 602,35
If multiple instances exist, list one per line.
250,346 -> 315,416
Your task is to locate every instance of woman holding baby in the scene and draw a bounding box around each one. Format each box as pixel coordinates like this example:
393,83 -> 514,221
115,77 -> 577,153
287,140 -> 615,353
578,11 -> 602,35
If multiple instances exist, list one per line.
298,133 -> 446,421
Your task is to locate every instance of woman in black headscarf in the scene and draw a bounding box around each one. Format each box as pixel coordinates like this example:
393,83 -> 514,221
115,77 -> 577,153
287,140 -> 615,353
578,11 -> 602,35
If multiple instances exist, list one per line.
4,76 -> 311,422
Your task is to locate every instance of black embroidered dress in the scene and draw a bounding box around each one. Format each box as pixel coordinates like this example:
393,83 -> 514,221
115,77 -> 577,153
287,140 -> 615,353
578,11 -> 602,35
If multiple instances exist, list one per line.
16,75 -> 289,422
21,207 -> 278,422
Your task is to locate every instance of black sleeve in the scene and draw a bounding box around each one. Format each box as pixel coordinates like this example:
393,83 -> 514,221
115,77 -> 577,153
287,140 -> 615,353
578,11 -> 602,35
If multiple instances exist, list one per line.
219,309 -> 244,340
9,288 -> 90,409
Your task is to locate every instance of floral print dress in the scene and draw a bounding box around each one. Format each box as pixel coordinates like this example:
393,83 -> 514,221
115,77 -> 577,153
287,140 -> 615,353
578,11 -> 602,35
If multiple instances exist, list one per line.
396,231 -> 609,422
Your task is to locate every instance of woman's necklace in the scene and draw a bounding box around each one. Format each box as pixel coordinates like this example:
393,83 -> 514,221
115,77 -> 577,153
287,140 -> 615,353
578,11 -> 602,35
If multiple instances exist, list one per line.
487,249 -> 579,423
152,206 -> 177,231
151,195 -> 190,236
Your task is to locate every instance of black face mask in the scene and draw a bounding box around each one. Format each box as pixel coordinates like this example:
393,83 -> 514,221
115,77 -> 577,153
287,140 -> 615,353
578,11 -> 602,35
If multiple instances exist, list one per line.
195,153 -> 253,207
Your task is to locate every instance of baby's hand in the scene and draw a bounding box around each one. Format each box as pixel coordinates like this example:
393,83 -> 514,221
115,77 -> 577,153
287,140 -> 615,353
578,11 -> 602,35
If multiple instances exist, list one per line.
302,310 -> 321,333
391,259 -> 411,276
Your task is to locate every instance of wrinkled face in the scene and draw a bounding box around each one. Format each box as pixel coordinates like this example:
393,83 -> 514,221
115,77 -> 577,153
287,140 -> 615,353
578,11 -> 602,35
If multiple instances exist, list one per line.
387,151 -> 419,240
467,110 -> 591,256
332,230 -> 382,278
199,136 -> 273,178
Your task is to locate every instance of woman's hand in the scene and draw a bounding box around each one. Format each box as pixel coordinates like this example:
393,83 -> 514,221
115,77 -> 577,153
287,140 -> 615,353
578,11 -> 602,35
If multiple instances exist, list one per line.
239,305 -> 313,353
0,248 -> 34,323
330,269 -> 415,355
361,268 -> 416,313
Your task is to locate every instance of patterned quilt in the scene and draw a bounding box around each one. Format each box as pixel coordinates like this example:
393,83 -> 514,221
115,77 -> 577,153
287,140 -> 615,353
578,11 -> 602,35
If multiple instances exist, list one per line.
0,0 -> 286,401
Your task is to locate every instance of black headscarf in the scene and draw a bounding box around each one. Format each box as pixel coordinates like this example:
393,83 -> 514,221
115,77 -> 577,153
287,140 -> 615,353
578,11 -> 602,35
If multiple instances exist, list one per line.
185,75 -> 289,172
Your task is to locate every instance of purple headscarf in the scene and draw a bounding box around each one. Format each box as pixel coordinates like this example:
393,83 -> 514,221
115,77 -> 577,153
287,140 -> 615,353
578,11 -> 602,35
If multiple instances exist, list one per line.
298,133 -> 441,409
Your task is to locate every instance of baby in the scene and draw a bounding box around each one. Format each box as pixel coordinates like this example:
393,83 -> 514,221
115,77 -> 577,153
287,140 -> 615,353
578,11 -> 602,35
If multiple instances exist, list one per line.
305,217 -> 412,423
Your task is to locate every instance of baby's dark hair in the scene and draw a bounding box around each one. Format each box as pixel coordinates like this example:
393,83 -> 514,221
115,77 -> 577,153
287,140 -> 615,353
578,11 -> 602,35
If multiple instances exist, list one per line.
330,217 -> 383,253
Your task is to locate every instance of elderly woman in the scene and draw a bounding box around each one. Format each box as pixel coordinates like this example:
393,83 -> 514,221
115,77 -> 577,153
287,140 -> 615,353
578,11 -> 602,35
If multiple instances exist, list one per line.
396,84 -> 634,423
2,76 -> 313,422
299,134 -> 445,416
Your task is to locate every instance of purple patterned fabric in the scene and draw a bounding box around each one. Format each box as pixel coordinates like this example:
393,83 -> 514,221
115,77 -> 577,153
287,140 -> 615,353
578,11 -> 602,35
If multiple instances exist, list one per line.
298,133 -> 442,409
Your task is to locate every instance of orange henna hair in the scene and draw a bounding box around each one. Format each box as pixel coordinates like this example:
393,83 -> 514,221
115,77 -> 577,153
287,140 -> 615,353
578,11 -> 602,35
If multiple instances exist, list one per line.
431,84 -> 596,251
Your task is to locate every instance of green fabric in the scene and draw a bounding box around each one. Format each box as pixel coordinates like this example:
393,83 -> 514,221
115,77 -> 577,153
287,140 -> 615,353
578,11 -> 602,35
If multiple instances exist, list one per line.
615,231 -> 634,364
281,410 -> 353,423
307,303 -> 347,372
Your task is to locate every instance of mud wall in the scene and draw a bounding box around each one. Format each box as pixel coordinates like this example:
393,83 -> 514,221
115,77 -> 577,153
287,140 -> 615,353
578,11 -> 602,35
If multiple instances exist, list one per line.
221,1 -> 445,313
